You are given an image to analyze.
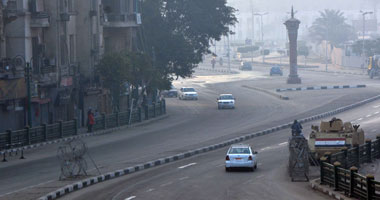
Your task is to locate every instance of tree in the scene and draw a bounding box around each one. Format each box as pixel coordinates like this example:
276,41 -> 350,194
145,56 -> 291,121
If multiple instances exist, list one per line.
309,9 -> 355,47
141,0 -> 237,80
96,52 -> 129,111
298,45 -> 310,67
352,39 -> 380,57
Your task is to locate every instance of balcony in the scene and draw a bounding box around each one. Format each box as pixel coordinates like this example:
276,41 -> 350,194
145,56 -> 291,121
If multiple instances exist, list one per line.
30,12 -> 50,28
102,13 -> 141,28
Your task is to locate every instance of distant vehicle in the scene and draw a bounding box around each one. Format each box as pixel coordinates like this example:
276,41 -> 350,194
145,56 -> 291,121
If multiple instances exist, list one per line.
217,94 -> 235,109
270,66 -> 283,76
162,86 -> 178,98
179,87 -> 198,100
225,144 -> 258,172
240,62 -> 252,71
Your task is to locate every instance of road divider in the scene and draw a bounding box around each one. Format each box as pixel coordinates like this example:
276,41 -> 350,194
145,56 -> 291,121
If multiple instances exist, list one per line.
242,85 -> 289,100
38,94 -> 380,200
276,84 -> 366,92
196,67 -> 239,74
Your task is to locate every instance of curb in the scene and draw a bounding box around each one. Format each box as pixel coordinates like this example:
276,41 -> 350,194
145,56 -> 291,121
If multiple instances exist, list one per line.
301,68 -> 366,76
0,115 -> 168,156
196,67 -> 239,74
276,85 -> 366,92
310,179 -> 351,200
242,85 -> 289,100
38,94 -> 380,200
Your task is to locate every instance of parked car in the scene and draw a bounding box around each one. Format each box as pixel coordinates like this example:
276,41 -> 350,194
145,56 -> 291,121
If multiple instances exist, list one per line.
270,66 -> 283,76
179,87 -> 198,100
240,62 -> 253,71
217,94 -> 235,109
162,86 -> 178,98
225,144 -> 258,172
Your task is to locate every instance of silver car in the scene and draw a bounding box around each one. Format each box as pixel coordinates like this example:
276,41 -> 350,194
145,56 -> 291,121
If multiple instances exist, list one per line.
217,94 -> 235,109
225,144 -> 258,172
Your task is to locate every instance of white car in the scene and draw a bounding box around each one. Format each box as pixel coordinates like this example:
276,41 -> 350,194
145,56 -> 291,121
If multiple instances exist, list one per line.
179,87 -> 198,100
217,94 -> 235,109
225,144 -> 258,172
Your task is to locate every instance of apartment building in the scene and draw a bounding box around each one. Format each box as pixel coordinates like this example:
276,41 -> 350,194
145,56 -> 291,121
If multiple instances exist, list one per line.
0,0 -> 140,131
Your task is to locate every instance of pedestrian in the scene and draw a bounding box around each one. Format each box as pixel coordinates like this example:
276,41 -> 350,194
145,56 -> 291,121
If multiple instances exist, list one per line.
211,58 -> 216,69
87,109 -> 95,133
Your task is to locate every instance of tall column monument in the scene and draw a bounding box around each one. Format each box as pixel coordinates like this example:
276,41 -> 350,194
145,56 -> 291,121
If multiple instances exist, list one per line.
284,7 -> 301,84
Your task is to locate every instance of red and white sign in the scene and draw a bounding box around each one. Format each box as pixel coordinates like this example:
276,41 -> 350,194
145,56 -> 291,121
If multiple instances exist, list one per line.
60,77 -> 73,87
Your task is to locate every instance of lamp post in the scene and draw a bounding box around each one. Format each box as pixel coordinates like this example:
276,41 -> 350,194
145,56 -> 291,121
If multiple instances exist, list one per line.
360,11 -> 373,64
254,12 -> 268,63
13,55 -> 32,127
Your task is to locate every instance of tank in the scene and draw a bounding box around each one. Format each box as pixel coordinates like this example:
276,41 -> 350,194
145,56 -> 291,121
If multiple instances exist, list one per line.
308,118 -> 365,159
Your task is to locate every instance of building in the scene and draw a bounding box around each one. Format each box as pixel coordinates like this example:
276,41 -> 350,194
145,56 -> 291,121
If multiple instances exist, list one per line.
0,0 -> 140,132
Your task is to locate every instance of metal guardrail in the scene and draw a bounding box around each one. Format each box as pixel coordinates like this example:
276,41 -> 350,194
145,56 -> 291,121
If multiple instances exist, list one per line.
0,101 -> 166,152
320,136 -> 380,199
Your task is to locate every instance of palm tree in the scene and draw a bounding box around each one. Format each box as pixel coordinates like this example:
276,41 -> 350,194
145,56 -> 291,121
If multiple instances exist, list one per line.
309,9 -> 355,47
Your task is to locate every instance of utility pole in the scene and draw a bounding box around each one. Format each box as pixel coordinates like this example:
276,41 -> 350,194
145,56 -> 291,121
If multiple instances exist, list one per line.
360,10 -> 373,64
227,34 -> 231,73
26,62 -> 32,127
251,0 -> 255,63
254,12 -> 268,63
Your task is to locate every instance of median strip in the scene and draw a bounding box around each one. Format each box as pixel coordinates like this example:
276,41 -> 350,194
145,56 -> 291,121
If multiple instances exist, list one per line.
38,94 -> 380,200
276,84 -> 366,92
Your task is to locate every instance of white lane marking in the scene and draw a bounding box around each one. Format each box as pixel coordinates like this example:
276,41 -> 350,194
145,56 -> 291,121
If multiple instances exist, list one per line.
160,182 -> 173,187
257,175 -> 264,179
217,163 -> 225,167
375,112 -> 380,115
146,188 -> 155,192
372,129 -> 378,133
178,163 -> 197,169
366,115 -> 372,118
374,105 -> 380,108
0,179 -> 55,197
179,176 -> 189,181
125,196 -> 136,200
278,142 -> 288,146
357,118 -> 363,121
258,163 -> 263,166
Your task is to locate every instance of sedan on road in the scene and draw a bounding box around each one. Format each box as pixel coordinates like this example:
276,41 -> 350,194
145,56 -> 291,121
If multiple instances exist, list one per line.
179,87 -> 198,100
270,66 -> 283,76
240,62 -> 253,71
162,85 -> 178,98
225,144 -> 258,172
217,94 -> 235,109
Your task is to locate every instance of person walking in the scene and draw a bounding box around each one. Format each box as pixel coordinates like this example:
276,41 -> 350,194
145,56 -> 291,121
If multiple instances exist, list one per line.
87,109 -> 95,133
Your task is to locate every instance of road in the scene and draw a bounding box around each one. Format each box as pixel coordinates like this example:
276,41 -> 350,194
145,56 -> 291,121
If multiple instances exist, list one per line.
1,62 -> 380,199
62,98 -> 380,200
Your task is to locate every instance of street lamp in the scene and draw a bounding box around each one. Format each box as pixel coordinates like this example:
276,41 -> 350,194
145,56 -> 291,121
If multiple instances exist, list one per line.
360,10 -> 373,66
254,12 -> 268,63
12,55 -> 33,127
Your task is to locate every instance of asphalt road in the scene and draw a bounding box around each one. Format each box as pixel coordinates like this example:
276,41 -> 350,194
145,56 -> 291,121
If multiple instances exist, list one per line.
62,99 -> 380,200
1,62 -> 380,200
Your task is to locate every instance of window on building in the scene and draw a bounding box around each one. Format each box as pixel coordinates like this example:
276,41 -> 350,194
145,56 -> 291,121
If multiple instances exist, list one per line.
60,0 -> 68,13
60,36 -> 67,65
69,34 -> 75,63
68,0 -> 74,12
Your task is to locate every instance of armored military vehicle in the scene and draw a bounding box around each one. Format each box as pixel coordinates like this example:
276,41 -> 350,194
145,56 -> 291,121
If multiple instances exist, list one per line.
308,118 -> 365,159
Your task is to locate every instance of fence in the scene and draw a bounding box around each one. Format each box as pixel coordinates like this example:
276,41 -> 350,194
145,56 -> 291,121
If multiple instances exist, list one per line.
0,101 -> 166,151
319,136 -> 380,199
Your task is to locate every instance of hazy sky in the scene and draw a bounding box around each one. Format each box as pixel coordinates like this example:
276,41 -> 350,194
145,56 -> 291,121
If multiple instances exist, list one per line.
229,0 -> 376,13
227,0 -> 379,42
